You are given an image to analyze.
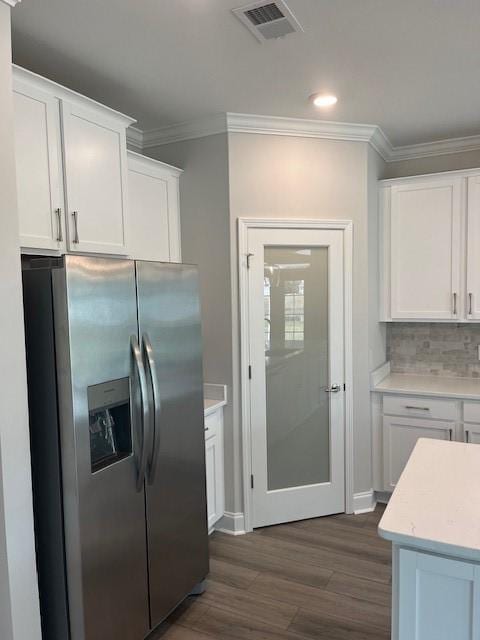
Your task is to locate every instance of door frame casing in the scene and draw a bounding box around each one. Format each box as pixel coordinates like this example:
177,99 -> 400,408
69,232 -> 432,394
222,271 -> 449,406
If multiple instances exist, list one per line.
238,218 -> 354,532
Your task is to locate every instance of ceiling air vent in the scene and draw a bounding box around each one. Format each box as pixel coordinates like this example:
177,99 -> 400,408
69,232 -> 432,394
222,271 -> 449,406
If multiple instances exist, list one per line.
232,1 -> 304,43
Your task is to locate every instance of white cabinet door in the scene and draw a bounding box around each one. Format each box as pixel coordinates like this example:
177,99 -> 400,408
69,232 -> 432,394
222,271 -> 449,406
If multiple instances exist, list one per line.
398,549 -> 480,640
127,152 -> 181,262
466,175 -> 480,320
205,410 -> 225,532
205,434 -> 220,531
390,178 -> 462,320
13,83 -> 65,251
463,424 -> 480,444
61,101 -> 129,255
383,415 -> 453,490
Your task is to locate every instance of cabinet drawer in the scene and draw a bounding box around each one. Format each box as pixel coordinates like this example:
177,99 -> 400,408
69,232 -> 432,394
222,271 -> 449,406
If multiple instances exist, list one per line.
383,394 -> 458,421
205,410 -> 221,440
463,401 -> 480,424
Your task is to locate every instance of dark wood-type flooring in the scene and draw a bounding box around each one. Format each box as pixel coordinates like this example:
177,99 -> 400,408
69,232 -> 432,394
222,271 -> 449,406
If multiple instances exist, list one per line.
151,505 -> 391,639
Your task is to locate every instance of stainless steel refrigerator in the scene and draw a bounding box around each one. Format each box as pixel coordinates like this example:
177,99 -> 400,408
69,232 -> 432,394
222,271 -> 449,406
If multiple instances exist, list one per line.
22,255 -> 209,640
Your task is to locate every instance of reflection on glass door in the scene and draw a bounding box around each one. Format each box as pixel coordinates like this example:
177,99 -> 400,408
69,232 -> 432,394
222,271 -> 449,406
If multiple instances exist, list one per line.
263,247 -> 329,491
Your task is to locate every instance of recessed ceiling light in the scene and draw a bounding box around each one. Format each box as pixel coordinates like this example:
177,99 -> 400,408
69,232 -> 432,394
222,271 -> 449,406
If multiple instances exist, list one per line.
310,93 -> 338,108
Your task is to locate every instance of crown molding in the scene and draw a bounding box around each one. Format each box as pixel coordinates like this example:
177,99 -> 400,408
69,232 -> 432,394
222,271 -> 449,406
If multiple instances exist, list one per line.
1,0 -> 21,6
126,126 -> 144,151
127,149 -> 183,177
225,112 -> 380,143
13,65 -> 136,127
226,113 -> 393,161
370,127 -> 393,161
141,113 -> 227,149
387,134 -> 480,162
139,111 -> 393,159
133,112 -> 480,163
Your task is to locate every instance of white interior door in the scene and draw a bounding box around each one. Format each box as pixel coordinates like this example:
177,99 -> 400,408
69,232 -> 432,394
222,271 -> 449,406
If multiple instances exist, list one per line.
247,227 -> 345,528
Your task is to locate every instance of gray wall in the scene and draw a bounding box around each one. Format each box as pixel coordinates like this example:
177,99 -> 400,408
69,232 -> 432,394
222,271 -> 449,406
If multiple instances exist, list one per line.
368,145 -> 387,371
145,135 -> 239,510
385,149 -> 480,179
0,4 -> 41,639
151,132 -> 392,513
227,133 -> 375,497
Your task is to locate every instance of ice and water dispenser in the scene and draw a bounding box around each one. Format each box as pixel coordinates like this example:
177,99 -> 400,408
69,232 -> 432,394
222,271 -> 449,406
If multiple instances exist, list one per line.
87,377 -> 132,473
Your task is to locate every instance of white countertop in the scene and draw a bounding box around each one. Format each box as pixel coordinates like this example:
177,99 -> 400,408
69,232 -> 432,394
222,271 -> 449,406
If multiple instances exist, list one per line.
373,369 -> 480,401
379,439 -> 480,561
203,383 -> 227,416
204,397 -> 227,416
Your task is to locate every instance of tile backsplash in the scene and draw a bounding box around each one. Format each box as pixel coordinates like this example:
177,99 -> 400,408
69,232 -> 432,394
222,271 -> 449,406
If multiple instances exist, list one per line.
387,323 -> 480,378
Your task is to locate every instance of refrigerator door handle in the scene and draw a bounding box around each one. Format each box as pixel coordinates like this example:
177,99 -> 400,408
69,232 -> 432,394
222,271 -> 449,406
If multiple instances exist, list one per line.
131,335 -> 150,491
142,333 -> 162,485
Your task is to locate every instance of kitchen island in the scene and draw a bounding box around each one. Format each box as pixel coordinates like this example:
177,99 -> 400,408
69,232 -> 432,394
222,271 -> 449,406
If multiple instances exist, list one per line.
379,438 -> 480,640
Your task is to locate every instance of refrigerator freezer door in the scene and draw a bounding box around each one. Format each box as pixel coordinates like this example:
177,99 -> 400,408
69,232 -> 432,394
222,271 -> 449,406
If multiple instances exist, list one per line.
53,256 -> 149,640
136,261 -> 209,629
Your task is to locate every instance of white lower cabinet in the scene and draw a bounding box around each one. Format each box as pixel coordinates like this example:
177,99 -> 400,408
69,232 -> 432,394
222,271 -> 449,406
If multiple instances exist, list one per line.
205,408 -> 225,532
381,393 -> 480,491
397,547 -> 480,640
463,402 -> 480,443
463,423 -> 480,444
383,415 -> 453,491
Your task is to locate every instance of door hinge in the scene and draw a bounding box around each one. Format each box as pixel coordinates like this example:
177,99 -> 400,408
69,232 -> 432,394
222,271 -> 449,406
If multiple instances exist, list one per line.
246,253 -> 254,269
250,474 -> 254,489
248,365 -> 252,379
343,383 -> 346,391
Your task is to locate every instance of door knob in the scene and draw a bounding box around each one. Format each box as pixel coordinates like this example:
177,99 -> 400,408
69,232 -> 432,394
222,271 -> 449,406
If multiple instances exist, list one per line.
325,384 -> 342,393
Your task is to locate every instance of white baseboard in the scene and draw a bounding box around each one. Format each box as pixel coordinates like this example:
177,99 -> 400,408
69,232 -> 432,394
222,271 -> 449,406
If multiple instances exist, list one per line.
374,490 -> 391,505
353,490 -> 377,514
215,511 -> 246,536
216,495 -> 378,533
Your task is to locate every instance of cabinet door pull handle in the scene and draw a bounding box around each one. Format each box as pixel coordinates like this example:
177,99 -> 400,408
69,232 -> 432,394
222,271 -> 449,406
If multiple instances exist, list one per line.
465,429 -> 470,443
453,292 -> 457,316
448,428 -> 453,441
55,208 -> 63,242
405,405 -> 430,411
469,292 -> 473,316
72,211 -> 79,244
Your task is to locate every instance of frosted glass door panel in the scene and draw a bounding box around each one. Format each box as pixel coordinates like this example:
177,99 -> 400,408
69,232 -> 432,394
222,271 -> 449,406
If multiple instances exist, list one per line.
264,246 -> 329,491
248,226 -> 345,528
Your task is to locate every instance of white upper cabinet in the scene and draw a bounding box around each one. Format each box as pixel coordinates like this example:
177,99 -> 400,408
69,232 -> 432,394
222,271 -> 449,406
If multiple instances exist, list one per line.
61,102 -> 130,255
13,80 -> 65,251
466,175 -> 480,320
127,151 -> 182,262
388,177 -> 462,320
12,66 -> 135,256
379,170 -> 480,322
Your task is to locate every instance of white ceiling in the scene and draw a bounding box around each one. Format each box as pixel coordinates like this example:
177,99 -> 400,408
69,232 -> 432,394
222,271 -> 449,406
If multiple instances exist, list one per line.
11,0 -> 480,146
